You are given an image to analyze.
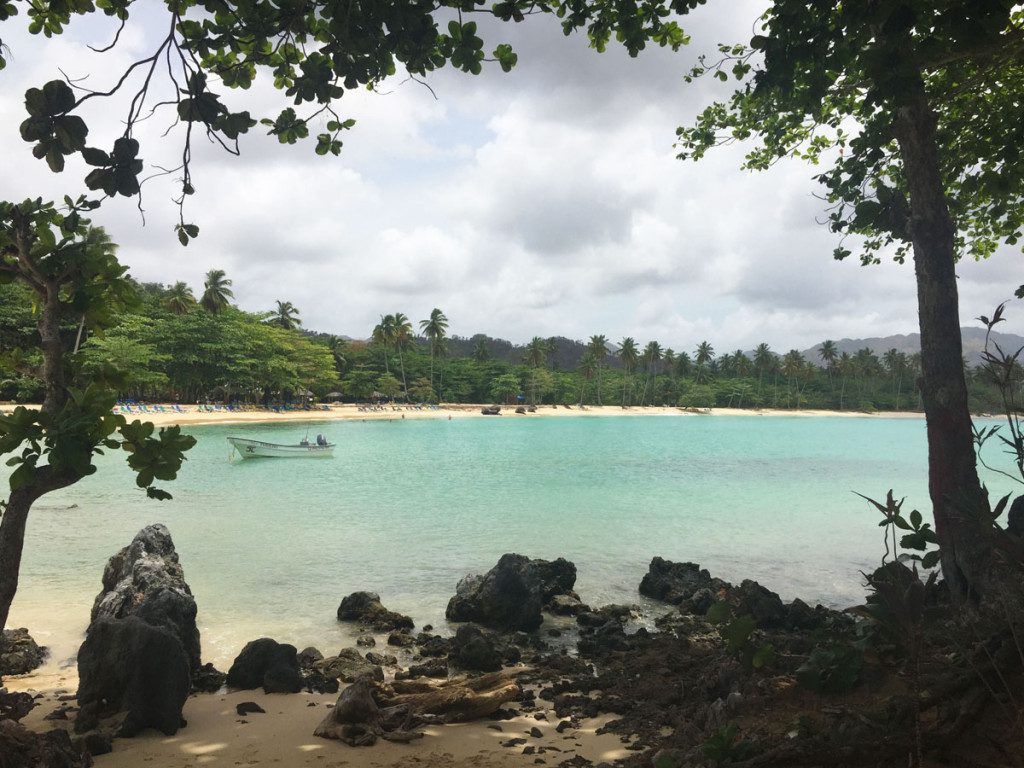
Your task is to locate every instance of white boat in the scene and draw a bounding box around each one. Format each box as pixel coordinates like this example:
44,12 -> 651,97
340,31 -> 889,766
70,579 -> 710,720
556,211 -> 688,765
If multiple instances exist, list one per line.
228,436 -> 334,459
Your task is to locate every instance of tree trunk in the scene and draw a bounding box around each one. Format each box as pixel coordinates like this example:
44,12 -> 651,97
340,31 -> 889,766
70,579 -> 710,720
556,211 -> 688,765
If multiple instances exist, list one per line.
894,85 -> 992,599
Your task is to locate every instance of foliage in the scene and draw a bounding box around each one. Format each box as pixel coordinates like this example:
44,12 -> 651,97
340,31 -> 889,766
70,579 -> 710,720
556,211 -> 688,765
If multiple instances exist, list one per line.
855,490 -> 941,569
795,644 -> 863,695
707,602 -> 774,671
702,724 -> 755,766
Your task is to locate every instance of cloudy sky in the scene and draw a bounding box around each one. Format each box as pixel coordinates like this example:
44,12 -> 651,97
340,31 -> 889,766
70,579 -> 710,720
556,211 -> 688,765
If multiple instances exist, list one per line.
1,3 -> 1020,350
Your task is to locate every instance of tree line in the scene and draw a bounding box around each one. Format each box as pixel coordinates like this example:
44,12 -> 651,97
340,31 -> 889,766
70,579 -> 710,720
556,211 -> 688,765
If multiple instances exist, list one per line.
2,275 -> 1015,413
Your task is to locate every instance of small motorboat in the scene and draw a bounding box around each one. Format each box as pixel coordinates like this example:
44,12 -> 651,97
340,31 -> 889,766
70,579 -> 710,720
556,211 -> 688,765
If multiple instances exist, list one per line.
228,436 -> 334,459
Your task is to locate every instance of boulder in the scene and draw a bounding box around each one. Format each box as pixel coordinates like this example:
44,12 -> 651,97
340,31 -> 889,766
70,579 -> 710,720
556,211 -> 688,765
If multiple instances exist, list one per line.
639,557 -> 728,605
481,406 -> 501,415
316,648 -> 384,683
191,663 -> 227,693
298,647 -> 324,667
313,678 -> 382,746
446,554 -> 577,632
733,580 -> 787,629
0,628 -> 47,676
336,592 -> 413,632
226,638 -> 302,694
76,616 -> 191,736
0,720 -> 90,768
451,625 -> 502,672
547,594 -> 587,617
91,524 -> 201,675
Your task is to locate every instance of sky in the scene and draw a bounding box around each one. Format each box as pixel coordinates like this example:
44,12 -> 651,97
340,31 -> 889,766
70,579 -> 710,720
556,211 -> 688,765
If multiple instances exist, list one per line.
0,3 -> 1020,350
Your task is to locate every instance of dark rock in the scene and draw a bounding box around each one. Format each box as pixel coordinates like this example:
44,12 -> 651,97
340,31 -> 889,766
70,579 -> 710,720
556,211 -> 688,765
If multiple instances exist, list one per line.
548,594 -> 587,616
76,616 -> 191,736
336,592 -> 414,632
356,636 -> 376,648
423,624 -> 434,632
0,720 -> 91,768
786,598 -> 824,630
0,628 -> 48,676
314,678 -> 380,745
530,726 -> 543,738
502,737 -> 528,747
316,648 -> 384,683
1008,495 -> 1024,537
226,638 -> 302,694
191,663 -> 226,693
556,720 -> 573,733
447,554 -> 577,632
297,647 -> 324,667
387,630 -> 415,648
415,633 -> 452,657
639,557 -> 727,606
0,689 -> 35,722
516,406 -> 527,414
451,625 -> 502,672
302,670 -> 340,695
365,652 -> 398,666
398,659 -> 448,679
91,524 -> 201,674
76,729 -> 113,756
236,702 -> 265,715
734,580 -> 787,629
481,406 -> 502,415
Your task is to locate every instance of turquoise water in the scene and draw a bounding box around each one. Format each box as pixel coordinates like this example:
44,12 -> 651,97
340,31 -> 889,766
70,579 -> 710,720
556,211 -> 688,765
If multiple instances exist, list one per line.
7,415 -> 1014,669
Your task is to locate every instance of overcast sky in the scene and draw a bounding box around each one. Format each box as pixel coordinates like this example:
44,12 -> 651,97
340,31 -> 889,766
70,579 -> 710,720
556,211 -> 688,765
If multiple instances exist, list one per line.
1,3 -> 1020,350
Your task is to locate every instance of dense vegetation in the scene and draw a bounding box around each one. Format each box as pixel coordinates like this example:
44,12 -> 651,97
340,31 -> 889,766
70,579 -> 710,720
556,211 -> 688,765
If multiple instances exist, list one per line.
2,277 -> 1017,413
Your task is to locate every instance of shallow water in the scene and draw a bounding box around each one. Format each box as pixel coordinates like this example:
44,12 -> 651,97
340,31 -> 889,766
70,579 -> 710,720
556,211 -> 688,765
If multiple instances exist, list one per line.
6,414 -> 1014,668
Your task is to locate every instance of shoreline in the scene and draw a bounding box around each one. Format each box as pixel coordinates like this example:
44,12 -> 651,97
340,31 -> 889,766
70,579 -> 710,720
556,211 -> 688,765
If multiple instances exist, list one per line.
0,402 -> 930,429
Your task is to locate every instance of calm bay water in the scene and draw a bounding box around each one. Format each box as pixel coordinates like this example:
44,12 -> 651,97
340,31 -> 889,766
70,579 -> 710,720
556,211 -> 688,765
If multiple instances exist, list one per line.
7,414 -> 1013,668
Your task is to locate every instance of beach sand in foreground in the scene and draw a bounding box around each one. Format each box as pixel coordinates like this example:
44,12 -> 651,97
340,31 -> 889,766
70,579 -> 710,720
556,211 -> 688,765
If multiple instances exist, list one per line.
9,673 -> 633,768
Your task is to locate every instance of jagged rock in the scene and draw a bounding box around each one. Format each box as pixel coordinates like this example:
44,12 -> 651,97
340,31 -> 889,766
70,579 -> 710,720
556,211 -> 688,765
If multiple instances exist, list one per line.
414,633 -> 452,658
0,628 -> 47,677
734,580 -> 787,629
451,625 -> 503,672
76,616 -> 190,737
75,730 -> 113,757
302,669 -> 340,695
548,594 -> 587,616
398,659 -> 448,679
0,689 -> 35,722
366,652 -> 398,667
639,558 -> 728,606
481,406 -> 502,415
387,631 -> 415,648
298,647 -> 324,666
0,720 -> 91,768
337,592 -> 414,632
191,663 -> 226,693
316,648 -> 384,683
446,554 -> 577,632
226,638 -> 302,694
90,524 -> 201,674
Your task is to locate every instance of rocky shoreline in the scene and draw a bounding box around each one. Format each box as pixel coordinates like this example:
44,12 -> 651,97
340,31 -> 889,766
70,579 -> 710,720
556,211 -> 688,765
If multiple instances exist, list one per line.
2,523 -> 1019,768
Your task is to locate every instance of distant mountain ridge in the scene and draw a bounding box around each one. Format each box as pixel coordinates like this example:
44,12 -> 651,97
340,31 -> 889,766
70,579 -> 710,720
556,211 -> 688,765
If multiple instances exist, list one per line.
801,327 -> 1024,367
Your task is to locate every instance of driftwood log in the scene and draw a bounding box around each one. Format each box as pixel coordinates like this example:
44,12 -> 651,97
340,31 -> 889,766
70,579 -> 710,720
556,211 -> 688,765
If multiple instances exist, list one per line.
314,672 -> 520,746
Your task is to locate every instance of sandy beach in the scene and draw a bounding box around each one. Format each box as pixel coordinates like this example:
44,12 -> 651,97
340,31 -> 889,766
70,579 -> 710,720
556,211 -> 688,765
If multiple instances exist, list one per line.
70,403 -> 929,429
8,671 -> 633,768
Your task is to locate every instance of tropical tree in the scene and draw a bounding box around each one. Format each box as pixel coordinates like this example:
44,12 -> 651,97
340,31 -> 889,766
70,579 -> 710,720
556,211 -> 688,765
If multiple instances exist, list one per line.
694,341 -> 715,384
577,351 -> 598,407
490,372 -> 521,404
472,338 -> 490,363
270,300 -> 301,331
587,335 -> 609,406
200,269 -> 234,315
667,0 -> 1024,596
524,336 -> 548,405
753,343 -> 774,398
819,340 -> 839,391
419,308 -> 449,396
164,282 -> 196,315
640,340 -> 663,406
391,312 -> 413,397
618,337 -> 639,407
371,315 -> 394,374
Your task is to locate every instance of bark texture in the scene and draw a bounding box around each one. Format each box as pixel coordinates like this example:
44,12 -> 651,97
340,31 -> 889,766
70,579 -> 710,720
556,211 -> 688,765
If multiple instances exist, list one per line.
894,85 -> 992,598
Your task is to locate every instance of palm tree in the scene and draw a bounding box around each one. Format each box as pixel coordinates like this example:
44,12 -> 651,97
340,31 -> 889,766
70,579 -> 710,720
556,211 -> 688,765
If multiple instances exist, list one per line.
674,351 -> 693,378
524,336 -> 548,404
733,350 -> 752,378
753,343 -> 773,398
372,314 -> 394,374
640,340 -> 662,406
694,341 -> 715,384
419,308 -> 449,396
164,281 -> 195,315
587,334 -> 609,405
271,300 -> 301,330
782,349 -> 806,405
838,351 -> 853,409
577,351 -> 598,406
392,312 -> 413,397
472,337 -> 490,362
819,339 -> 838,391
618,337 -> 639,407
200,269 -> 234,314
